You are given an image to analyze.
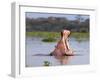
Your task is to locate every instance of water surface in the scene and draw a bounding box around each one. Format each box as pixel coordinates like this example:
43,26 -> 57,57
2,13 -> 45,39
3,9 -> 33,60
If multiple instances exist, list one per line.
26,37 -> 89,67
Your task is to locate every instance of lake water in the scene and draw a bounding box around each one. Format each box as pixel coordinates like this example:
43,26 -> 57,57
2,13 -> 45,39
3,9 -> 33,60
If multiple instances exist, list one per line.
26,36 -> 89,67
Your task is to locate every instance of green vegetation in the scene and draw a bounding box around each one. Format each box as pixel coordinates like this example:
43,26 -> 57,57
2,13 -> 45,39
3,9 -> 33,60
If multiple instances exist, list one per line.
26,15 -> 89,42
42,38 -> 56,42
71,32 -> 89,41
26,31 -> 60,38
26,16 -> 89,32
43,61 -> 51,66
26,31 -> 89,42
71,32 -> 89,38
26,31 -> 60,42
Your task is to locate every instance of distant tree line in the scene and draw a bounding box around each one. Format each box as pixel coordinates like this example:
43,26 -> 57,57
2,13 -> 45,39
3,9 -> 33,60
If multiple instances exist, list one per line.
26,15 -> 89,32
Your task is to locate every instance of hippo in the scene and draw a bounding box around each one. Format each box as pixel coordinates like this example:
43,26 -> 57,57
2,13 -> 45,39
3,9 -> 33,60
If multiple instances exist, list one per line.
50,30 -> 74,56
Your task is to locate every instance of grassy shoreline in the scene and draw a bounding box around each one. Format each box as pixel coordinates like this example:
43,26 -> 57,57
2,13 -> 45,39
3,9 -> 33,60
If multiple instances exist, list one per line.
26,31 -> 89,42
26,31 -> 89,37
26,31 -> 59,38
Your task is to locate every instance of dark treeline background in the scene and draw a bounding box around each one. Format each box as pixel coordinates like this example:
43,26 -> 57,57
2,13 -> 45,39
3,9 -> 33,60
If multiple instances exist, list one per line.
26,15 -> 89,32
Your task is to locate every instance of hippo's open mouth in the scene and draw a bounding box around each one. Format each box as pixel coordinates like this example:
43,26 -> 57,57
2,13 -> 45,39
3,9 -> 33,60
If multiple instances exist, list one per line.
50,30 -> 73,56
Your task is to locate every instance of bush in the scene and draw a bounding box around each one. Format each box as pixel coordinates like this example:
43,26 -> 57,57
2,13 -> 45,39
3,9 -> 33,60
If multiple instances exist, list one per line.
42,37 -> 56,42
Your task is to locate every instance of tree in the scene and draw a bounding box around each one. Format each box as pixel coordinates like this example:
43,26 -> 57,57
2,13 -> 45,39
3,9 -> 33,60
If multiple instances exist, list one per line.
75,15 -> 84,24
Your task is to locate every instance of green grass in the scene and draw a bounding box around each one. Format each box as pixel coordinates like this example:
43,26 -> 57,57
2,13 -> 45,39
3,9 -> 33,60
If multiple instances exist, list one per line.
26,31 -> 60,42
71,32 -> 89,38
71,32 -> 89,41
26,31 -> 89,42
26,31 -> 60,38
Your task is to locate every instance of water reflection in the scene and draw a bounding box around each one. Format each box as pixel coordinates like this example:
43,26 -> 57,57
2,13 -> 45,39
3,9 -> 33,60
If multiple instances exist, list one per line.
54,55 -> 73,65
32,54 -> 73,66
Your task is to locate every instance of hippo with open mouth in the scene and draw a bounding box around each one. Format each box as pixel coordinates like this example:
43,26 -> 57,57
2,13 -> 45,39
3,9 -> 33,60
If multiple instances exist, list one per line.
50,30 -> 74,56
